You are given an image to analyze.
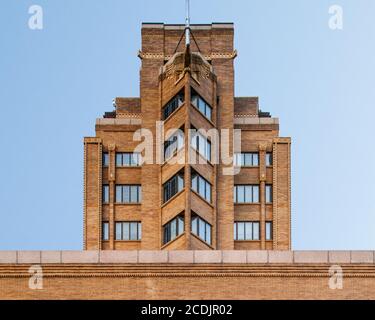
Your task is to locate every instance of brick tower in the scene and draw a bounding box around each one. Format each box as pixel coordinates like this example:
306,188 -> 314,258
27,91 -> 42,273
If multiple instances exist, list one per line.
83,23 -> 291,251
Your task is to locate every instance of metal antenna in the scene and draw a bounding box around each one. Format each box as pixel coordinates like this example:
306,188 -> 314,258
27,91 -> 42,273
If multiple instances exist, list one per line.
185,0 -> 190,45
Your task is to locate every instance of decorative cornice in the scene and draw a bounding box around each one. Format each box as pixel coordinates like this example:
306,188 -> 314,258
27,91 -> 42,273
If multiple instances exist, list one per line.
1,264 -> 375,278
234,114 -> 257,118
116,113 -> 142,118
210,50 -> 237,59
138,50 -> 237,61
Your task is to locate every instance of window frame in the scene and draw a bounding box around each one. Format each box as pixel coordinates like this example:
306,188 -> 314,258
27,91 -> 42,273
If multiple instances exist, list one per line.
102,221 -> 109,241
163,173 -> 184,203
115,185 -> 142,204
191,130 -> 211,162
234,222 -> 260,241
191,172 -> 212,203
102,152 -> 109,167
164,130 -> 184,161
163,215 -> 185,244
191,214 -> 212,245
234,185 -> 260,203
265,185 -> 273,204
102,185 -> 109,204
162,91 -> 185,120
116,152 -> 141,167
266,152 -> 273,166
191,90 -> 213,122
234,152 -> 259,167
266,221 -> 273,240
115,221 -> 141,241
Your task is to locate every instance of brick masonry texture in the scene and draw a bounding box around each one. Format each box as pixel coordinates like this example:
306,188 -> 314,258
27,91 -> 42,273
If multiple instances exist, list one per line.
83,23 -> 292,251
1,251 -> 375,299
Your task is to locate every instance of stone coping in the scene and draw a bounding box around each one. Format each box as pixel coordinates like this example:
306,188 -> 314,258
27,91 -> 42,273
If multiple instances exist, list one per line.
234,117 -> 279,125
96,118 -> 142,125
0,251 -> 373,264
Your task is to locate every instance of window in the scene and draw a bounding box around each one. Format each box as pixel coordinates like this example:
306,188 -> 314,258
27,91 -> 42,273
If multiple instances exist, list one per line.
102,185 -> 109,203
191,215 -> 211,245
102,222 -> 109,241
234,185 -> 259,203
266,222 -> 273,240
191,172 -> 211,203
116,153 -> 141,167
163,91 -> 185,120
191,90 -> 212,121
163,173 -> 184,203
115,222 -> 141,240
266,185 -> 273,203
163,215 -> 184,244
115,185 -> 141,203
103,153 -> 109,167
234,222 -> 260,240
191,130 -> 211,161
164,130 -> 184,160
234,153 -> 259,167
266,152 -> 273,166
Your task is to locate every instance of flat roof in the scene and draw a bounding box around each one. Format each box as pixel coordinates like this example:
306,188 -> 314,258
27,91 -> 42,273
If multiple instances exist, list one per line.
142,22 -> 234,29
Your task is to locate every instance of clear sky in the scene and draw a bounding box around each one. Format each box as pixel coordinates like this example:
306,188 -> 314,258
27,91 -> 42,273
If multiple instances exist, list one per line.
0,0 -> 374,250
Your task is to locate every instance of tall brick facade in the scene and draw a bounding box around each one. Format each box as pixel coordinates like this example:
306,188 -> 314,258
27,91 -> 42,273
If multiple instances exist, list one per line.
84,23 -> 291,251
2,23 -> 375,302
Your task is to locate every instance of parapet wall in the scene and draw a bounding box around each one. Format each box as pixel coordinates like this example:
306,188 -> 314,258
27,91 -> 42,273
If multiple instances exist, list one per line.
1,250 -> 375,300
0,250 -> 374,264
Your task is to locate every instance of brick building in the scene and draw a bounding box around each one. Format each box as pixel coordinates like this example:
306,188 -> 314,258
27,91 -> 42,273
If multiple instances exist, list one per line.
83,23 -> 291,251
1,22 -> 375,301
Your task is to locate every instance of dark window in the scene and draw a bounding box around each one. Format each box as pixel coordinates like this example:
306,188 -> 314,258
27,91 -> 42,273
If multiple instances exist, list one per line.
115,185 -> 141,203
115,222 -> 141,240
163,215 -> 184,244
191,130 -> 211,161
103,153 -> 109,167
234,185 -> 259,203
164,131 -> 184,160
102,185 -> 109,203
266,185 -> 273,203
163,91 -> 185,120
191,214 -> 211,245
266,222 -> 273,240
191,172 -> 211,203
234,222 -> 260,240
191,90 -> 212,121
102,222 -> 109,241
163,173 -> 184,203
266,153 -> 273,166
234,153 -> 259,166
116,153 -> 141,167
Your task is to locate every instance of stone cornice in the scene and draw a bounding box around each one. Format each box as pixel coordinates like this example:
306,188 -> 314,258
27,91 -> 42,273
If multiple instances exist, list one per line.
0,250 -> 373,265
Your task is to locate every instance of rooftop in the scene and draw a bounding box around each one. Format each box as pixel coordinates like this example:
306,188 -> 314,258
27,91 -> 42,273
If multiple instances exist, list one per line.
141,22 -> 234,29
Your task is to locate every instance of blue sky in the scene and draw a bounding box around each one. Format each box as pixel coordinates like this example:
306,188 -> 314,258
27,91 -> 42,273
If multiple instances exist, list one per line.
0,0 -> 374,250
